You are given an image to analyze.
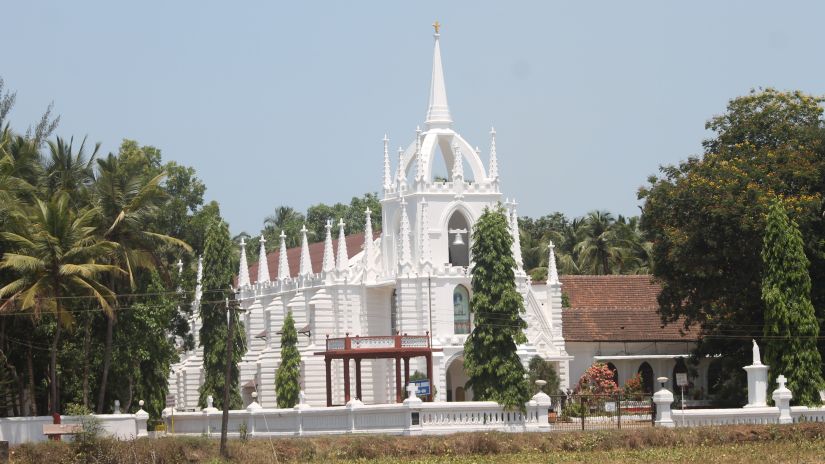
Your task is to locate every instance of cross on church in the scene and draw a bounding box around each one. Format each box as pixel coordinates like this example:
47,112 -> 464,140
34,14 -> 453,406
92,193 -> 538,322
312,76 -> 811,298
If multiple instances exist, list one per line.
776,375 -> 787,390
432,21 -> 441,34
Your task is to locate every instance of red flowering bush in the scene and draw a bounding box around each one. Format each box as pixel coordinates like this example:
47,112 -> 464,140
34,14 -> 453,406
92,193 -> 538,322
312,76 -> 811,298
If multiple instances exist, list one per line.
623,373 -> 644,400
574,362 -> 620,395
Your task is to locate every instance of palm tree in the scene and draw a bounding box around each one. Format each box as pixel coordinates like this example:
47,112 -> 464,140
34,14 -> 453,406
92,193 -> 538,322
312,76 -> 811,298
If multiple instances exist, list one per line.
0,192 -> 119,414
93,153 -> 191,412
574,211 -> 627,275
44,136 -> 97,199
264,206 -> 306,248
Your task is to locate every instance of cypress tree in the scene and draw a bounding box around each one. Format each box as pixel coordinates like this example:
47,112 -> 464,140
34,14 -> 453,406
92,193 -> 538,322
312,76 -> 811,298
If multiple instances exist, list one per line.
463,206 -> 530,410
276,310 -> 301,408
198,215 -> 244,410
762,199 -> 824,406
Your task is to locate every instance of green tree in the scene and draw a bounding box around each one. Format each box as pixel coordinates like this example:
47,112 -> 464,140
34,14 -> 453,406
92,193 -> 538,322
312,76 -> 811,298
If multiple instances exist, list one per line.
275,311 -> 300,408
639,89 -> 825,401
0,193 -> 118,414
198,213 -> 243,410
762,199 -> 824,406
574,211 -> 627,275
463,206 -> 530,410
527,356 -> 560,395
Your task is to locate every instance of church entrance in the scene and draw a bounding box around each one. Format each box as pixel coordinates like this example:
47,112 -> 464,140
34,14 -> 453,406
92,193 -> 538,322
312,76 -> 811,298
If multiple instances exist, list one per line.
445,355 -> 472,402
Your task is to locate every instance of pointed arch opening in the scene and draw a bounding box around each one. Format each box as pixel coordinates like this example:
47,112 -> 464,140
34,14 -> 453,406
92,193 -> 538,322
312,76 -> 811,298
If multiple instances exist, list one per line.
638,362 -> 654,395
606,362 -> 619,387
447,211 -> 470,267
453,285 -> 471,335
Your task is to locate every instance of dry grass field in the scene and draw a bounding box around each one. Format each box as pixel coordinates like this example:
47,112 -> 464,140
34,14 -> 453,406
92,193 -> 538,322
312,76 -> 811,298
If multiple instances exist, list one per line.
10,422 -> 825,463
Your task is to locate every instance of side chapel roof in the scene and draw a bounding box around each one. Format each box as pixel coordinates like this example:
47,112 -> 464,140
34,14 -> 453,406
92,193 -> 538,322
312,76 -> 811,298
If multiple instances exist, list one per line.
558,275 -> 699,342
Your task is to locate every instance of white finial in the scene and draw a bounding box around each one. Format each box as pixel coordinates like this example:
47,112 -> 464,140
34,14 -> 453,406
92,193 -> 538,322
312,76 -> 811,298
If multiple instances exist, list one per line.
451,144 -> 464,182
425,24 -> 452,129
382,134 -> 392,192
510,200 -> 523,269
195,255 -> 203,302
336,218 -> 348,272
299,224 -> 312,277
363,208 -> 374,269
396,147 -> 407,191
776,374 -> 787,390
257,233 -> 270,283
489,127 -> 499,181
238,238 -> 250,288
322,219 -> 335,273
277,230 -> 290,281
398,197 -> 412,268
176,259 -> 183,276
547,241 -> 559,285
419,199 -> 432,268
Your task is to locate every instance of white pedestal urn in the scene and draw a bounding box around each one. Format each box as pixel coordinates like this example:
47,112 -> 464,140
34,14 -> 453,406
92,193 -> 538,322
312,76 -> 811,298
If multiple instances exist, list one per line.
653,376 -> 675,428
744,339 -> 769,408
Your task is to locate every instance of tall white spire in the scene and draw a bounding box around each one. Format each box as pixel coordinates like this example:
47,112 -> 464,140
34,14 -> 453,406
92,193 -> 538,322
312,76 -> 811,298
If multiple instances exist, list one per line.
415,126 -> 425,185
510,200 -> 524,270
336,218 -> 348,272
299,224 -> 312,277
419,199 -> 433,269
398,198 -> 412,268
451,144 -> 464,182
257,234 -> 270,283
277,230 -> 289,281
489,127 -> 499,181
195,255 -> 203,303
547,241 -> 560,285
363,208 -> 374,268
238,238 -> 250,288
382,134 -> 392,192
322,219 -> 335,272
425,22 -> 452,129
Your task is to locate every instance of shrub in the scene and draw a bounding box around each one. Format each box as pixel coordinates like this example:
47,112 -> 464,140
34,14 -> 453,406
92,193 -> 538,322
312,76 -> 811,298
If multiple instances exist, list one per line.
575,362 -> 620,395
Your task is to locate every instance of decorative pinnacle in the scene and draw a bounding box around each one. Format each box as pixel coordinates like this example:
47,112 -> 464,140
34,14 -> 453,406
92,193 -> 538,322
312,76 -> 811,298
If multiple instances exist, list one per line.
433,21 -> 441,35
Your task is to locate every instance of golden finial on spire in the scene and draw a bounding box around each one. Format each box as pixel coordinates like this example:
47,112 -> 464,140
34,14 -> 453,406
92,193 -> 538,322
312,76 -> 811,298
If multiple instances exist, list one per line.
432,21 -> 441,34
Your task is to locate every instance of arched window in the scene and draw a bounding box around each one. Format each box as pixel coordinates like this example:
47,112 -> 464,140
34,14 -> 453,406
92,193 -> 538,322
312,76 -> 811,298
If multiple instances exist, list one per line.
447,211 -> 470,267
606,362 -> 619,387
707,358 -> 723,396
453,285 -> 471,335
638,362 -> 654,395
672,357 -> 689,390
390,289 -> 398,335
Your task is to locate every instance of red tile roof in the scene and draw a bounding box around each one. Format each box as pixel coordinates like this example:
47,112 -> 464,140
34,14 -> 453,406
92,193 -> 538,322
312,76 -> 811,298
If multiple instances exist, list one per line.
557,275 -> 698,342
245,232 -> 378,283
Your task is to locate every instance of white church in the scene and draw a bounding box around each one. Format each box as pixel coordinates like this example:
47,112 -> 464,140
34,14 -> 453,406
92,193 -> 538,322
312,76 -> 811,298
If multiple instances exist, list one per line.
168,27 -> 711,410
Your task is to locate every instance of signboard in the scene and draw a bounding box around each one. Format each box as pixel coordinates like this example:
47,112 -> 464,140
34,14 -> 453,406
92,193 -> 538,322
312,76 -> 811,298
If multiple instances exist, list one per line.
165,394 -> 176,408
412,379 -> 431,396
676,373 -> 689,387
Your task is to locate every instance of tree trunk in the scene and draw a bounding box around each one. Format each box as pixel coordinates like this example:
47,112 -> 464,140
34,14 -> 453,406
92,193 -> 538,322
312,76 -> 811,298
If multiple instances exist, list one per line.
96,313 -> 114,413
26,347 -> 35,416
49,315 -> 61,415
81,314 -> 92,409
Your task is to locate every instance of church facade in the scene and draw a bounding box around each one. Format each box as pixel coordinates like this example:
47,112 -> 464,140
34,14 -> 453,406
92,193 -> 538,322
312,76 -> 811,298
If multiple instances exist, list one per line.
168,29 -> 710,410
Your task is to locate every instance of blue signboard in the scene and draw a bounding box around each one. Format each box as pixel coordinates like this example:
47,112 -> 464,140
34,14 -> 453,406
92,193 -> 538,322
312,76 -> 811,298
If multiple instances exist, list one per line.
412,379 -> 431,396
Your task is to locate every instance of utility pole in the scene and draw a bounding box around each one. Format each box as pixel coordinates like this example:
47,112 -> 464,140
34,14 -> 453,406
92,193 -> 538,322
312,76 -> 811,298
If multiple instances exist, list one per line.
220,297 -> 239,458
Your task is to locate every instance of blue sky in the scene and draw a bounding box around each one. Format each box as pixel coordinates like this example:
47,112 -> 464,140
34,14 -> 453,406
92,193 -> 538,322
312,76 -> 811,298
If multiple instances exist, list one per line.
4,1 -> 825,234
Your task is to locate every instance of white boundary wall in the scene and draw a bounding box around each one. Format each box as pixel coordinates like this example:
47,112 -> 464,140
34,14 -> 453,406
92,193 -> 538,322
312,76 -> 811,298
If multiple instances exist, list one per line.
0,412 -> 148,445
163,399 -> 552,438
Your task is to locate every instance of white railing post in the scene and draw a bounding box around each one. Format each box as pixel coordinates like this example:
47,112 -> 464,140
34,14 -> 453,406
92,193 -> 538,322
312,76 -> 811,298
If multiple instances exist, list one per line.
772,375 -> 793,424
246,392 -> 262,436
653,377 -> 675,428
403,383 -> 423,435
528,388 -> 552,429
346,397 -> 364,433
134,400 -> 149,438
